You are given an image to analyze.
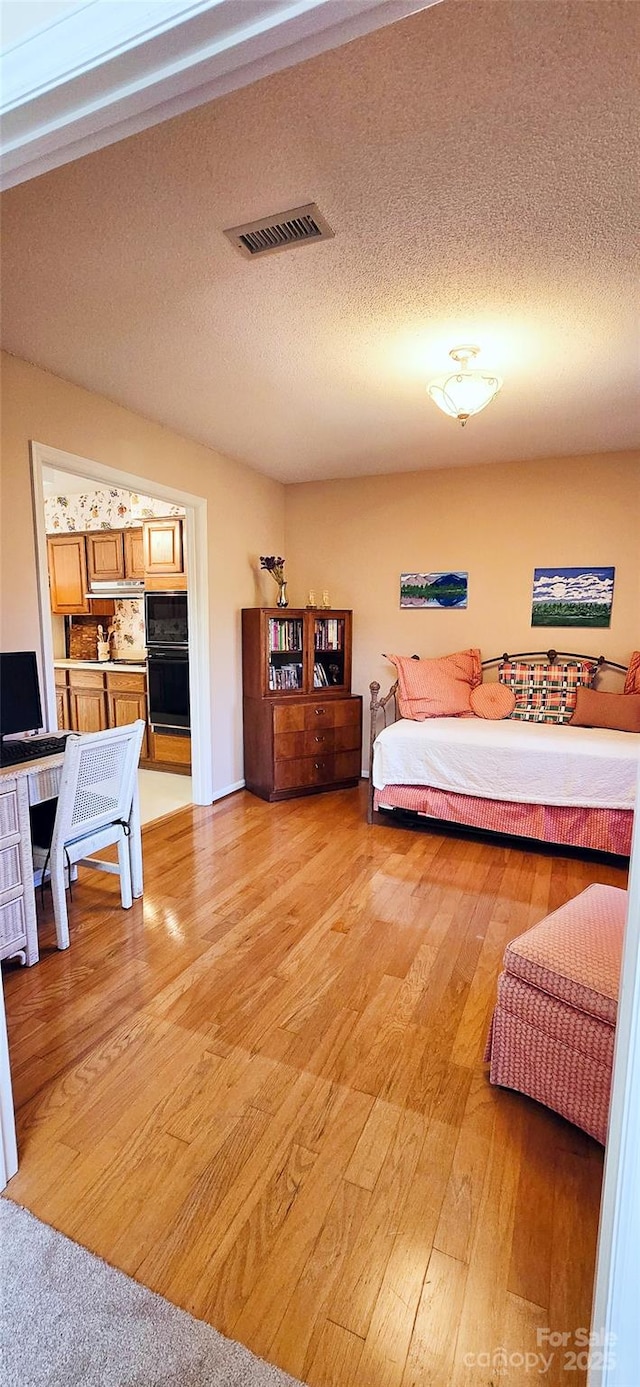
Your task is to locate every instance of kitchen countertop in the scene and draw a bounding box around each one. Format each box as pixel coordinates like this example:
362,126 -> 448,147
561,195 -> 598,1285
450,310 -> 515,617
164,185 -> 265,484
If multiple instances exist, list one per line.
54,659 -> 147,673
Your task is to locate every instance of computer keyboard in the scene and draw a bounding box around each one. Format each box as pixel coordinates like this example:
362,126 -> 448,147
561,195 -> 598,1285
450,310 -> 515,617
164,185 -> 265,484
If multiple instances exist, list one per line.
0,734 -> 70,767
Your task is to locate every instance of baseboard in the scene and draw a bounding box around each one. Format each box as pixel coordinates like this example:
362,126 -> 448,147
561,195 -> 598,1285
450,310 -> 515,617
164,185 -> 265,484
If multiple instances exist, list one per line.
211,779 -> 245,803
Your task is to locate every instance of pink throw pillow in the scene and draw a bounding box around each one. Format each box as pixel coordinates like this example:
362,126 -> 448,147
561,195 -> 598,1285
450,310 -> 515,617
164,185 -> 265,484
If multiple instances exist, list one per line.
470,683 -> 516,720
388,649 -> 482,720
624,652 -> 640,695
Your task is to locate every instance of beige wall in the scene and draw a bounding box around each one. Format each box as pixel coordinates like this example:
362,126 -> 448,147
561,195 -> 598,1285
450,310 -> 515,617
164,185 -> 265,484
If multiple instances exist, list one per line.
2,350 -> 638,793
285,454 -> 640,757
0,352 -> 285,794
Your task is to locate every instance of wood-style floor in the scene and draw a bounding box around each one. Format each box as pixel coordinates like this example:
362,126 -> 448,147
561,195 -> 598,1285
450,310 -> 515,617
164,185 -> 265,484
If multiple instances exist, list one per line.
2,787 -> 627,1386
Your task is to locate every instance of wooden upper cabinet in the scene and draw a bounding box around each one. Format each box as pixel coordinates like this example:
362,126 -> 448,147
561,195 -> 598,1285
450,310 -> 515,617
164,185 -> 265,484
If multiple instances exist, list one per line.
123,527 -> 145,579
86,531 -> 125,582
143,517 -> 186,589
47,535 -> 90,614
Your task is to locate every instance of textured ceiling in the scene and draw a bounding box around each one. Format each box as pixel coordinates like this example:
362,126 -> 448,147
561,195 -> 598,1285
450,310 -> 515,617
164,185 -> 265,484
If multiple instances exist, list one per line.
1,0 -> 639,482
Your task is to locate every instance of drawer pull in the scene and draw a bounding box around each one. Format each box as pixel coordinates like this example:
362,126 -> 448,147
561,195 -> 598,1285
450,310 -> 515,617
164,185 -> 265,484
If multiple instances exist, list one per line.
314,761 -> 325,770
315,735 -> 325,743
314,707 -> 326,715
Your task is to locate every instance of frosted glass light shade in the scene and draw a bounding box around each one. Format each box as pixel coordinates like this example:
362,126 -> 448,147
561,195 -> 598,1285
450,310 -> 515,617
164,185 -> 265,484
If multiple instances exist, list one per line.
427,367 -> 503,426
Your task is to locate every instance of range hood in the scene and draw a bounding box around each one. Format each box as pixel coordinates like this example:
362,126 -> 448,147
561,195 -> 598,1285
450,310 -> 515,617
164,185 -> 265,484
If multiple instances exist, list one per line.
85,580 -> 145,600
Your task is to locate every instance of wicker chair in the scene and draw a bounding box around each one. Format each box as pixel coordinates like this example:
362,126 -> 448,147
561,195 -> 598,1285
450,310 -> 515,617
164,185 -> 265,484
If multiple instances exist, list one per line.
32,721 -> 145,950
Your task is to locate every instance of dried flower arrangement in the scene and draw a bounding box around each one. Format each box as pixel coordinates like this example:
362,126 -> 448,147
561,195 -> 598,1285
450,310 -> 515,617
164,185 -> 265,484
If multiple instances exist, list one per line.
260,556 -> 288,608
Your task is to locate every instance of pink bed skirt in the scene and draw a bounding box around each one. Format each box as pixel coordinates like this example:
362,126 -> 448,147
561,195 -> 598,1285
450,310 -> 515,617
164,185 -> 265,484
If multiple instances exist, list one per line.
373,784 -> 632,855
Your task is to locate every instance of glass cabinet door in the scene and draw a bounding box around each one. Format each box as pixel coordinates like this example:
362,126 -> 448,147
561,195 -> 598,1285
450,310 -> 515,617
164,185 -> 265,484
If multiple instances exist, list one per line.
267,616 -> 304,693
312,615 -> 347,690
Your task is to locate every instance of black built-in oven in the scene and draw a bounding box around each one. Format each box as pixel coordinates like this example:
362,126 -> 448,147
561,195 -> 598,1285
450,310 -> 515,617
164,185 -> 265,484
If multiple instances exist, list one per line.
147,648 -> 190,730
144,591 -> 188,648
145,592 -> 190,731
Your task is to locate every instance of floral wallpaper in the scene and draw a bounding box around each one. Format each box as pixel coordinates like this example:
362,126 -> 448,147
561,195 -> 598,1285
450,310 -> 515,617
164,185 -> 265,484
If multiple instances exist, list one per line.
66,601 -> 146,660
45,487 -> 184,533
112,599 -> 146,656
129,493 -> 183,522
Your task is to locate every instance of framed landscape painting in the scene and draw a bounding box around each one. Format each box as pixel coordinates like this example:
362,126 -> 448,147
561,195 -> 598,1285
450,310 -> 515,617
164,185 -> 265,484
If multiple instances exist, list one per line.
531,566 -> 615,628
400,571 -> 468,608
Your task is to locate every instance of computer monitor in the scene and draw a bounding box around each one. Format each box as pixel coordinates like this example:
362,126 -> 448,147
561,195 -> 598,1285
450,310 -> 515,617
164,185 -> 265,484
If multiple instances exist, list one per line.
0,652 -> 43,737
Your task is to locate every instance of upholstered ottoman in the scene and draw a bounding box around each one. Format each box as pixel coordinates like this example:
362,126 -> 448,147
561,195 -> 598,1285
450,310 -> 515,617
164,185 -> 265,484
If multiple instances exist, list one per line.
485,884 -> 627,1144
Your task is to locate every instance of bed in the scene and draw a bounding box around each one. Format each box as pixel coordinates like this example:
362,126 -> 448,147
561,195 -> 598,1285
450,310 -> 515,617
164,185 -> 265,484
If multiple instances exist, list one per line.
368,651 -> 638,856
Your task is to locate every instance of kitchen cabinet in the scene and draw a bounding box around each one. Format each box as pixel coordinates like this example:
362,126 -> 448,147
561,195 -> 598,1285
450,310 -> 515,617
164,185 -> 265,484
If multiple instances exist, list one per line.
47,524 -> 182,610
124,528 -> 145,579
143,518 -> 186,590
86,531 -> 125,582
47,535 -> 90,615
106,672 -> 148,758
86,527 -> 145,582
68,670 -> 109,734
54,668 -> 71,731
148,729 -> 191,770
55,666 -> 152,763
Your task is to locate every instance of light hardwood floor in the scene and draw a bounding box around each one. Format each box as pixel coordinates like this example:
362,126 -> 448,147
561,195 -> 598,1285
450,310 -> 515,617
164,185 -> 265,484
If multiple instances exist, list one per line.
2,787 -> 627,1386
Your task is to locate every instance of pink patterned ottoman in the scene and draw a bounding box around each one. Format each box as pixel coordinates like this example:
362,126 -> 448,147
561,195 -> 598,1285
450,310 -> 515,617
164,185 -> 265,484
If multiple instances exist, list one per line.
485,884 -> 627,1144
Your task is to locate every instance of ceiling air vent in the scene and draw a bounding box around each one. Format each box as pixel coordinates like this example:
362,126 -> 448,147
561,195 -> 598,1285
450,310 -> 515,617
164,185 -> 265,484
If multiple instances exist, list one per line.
223,203 -> 334,259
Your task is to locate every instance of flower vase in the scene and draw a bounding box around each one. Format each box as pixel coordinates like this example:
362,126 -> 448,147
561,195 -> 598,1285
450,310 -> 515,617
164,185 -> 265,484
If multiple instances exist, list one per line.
276,581 -> 288,608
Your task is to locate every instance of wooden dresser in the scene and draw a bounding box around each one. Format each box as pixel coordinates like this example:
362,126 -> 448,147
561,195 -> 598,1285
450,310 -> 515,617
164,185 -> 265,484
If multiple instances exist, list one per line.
242,608 -> 362,802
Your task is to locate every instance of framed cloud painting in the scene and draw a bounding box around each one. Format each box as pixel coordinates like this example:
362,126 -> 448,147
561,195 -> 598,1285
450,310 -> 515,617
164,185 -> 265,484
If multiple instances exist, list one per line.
531,566 -> 615,628
400,572 -> 468,609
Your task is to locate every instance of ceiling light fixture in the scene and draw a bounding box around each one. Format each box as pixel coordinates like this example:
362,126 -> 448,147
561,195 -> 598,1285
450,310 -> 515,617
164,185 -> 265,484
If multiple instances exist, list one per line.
427,345 -> 503,427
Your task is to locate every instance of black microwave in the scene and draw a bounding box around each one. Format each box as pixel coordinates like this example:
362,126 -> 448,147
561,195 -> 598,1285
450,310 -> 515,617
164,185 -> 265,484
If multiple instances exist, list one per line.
144,591 -> 188,648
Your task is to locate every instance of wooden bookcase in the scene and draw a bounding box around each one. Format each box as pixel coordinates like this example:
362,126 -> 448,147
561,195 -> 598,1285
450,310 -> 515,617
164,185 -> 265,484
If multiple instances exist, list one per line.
242,608 -> 362,802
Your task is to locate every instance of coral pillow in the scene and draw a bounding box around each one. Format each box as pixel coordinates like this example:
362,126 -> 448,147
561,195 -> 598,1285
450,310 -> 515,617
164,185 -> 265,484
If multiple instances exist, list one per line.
570,687 -> 640,733
387,649 -> 481,719
470,683 -> 516,720
624,651 -> 640,695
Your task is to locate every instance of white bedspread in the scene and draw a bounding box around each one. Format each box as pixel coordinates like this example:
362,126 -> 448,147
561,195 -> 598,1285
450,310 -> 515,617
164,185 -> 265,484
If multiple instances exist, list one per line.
372,716 -> 639,810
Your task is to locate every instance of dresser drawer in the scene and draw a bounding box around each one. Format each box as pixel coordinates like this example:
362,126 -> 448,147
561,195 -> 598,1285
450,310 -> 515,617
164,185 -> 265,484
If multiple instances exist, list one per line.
0,892 -> 26,948
0,844 -> 21,893
272,697 -> 361,736
303,699 -> 360,731
274,722 -> 361,761
274,755 -> 334,792
0,790 -> 18,840
273,704 -> 305,734
273,748 -> 361,792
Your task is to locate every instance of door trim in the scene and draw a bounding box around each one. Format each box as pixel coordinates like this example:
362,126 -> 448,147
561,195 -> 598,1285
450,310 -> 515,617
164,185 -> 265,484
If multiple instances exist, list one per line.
589,765 -> 640,1386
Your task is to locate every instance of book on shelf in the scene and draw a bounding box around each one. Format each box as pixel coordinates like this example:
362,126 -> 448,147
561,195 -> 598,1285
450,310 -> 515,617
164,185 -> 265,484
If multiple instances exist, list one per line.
314,617 -> 343,652
313,662 -> 330,687
269,663 -> 302,691
269,618 -> 303,654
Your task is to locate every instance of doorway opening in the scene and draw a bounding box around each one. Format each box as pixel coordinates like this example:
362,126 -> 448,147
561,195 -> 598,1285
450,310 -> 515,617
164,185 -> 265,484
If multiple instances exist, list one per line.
30,441 -> 212,818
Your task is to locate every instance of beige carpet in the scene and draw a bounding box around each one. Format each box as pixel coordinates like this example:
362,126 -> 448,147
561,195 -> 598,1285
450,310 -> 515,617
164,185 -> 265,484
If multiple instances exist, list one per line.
0,1199 -> 304,1387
